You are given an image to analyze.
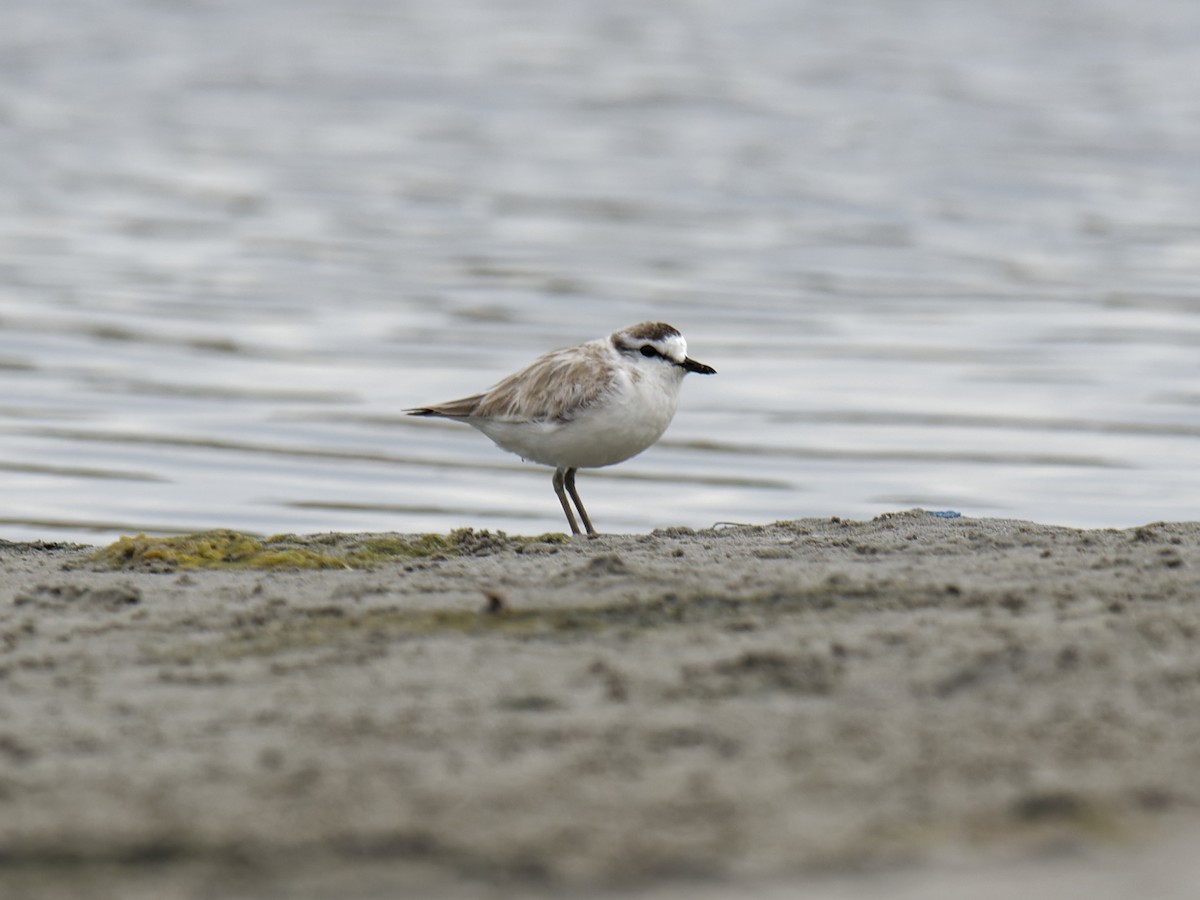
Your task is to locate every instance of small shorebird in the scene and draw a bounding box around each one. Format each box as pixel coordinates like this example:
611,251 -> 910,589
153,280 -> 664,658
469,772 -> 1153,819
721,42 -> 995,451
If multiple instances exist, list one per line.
408,321 -> 716,536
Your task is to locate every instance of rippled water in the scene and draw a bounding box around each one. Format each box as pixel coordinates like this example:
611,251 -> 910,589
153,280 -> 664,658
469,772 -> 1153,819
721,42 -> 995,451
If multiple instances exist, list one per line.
3,0 -> 1199,543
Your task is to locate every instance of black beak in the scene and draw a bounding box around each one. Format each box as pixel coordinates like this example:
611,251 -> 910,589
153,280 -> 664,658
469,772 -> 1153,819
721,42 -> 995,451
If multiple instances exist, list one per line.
681,356 -> 716,375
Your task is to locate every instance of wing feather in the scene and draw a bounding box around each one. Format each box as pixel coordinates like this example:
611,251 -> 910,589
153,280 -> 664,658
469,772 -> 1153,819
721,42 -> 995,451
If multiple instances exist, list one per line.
475,341 -> 614,421
472,340 -> 614,422
409,339 -> 615,423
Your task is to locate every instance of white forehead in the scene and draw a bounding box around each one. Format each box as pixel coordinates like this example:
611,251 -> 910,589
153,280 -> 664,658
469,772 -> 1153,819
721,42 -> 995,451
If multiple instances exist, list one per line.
654,333 -> 688,362
613,322 -> 688,361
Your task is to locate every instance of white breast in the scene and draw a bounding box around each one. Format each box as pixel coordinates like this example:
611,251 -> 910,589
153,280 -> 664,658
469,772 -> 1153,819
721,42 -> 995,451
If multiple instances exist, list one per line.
472,359 -> 684,469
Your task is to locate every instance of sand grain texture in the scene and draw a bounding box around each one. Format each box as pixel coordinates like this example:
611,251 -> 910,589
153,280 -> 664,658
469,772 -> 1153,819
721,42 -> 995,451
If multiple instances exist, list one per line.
2,511 -> 1199,899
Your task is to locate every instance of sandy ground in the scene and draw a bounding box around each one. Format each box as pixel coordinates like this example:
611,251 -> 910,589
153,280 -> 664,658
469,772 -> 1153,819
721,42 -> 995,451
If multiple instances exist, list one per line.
3,510 -> 1200,899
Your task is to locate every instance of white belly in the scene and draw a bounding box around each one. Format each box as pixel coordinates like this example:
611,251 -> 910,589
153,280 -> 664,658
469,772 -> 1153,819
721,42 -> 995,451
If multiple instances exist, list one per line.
472,370 -> 682,469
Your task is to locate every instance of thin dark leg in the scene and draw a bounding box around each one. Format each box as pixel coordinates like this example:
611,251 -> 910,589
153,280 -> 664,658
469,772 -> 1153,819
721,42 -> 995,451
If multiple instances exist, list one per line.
564,467 -> 597,537
552,468 -> 581,535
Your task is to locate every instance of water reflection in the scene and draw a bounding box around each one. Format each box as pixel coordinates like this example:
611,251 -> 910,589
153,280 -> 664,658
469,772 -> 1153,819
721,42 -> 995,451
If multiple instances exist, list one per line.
2,0 -> 1199,542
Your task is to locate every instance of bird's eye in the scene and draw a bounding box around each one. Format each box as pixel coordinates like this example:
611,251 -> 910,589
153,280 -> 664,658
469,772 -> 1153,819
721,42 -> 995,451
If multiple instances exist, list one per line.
640,345 -> 658,358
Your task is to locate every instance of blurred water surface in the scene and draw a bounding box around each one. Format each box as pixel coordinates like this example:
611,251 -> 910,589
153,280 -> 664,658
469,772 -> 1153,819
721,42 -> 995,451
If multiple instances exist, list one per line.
2,0 -> 1199,543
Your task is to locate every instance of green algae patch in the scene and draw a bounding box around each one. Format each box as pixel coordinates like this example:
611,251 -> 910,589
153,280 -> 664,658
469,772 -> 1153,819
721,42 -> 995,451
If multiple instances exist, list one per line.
96,531 -> 296,569
525,532 -> 571,545
94,528 -> 526,570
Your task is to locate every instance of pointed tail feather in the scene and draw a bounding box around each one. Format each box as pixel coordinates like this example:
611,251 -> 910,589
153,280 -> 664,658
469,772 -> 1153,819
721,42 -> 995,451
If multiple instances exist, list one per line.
405,394 -> 484,419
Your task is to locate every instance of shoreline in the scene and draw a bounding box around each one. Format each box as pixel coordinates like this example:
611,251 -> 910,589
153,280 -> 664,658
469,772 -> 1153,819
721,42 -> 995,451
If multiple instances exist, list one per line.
3,511 -> 1199,898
